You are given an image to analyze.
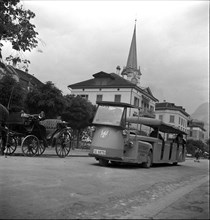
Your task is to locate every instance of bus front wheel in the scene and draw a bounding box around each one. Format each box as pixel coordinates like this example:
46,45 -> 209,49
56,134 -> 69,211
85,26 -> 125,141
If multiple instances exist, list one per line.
142,150 -> 153,168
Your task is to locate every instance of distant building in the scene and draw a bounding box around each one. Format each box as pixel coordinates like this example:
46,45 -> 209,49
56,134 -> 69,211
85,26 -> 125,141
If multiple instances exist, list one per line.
0,61 -> 43,91
155,101 -> 190,134
68,22 -> 158,118
187,119 -> 206,142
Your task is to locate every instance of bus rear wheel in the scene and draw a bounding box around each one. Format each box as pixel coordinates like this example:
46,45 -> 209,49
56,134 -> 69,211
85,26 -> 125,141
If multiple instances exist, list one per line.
99,158 -> 109,166
142,150 -> 153,168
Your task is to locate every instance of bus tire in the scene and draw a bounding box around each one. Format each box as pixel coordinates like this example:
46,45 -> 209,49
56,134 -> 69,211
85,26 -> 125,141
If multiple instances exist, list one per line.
142,150 -> 153,168
99,158 -> 109,166
173,162 -> 178,165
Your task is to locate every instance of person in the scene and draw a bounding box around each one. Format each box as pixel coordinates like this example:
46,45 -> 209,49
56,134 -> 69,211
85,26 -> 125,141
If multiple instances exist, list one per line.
150,128 -> 164,141
150,128 -> 158,138
175,133 -> 186,144
20,110 -> 30,118
0,103 -> 9,155
21,110 -> 45,124
194,148 -> 200,162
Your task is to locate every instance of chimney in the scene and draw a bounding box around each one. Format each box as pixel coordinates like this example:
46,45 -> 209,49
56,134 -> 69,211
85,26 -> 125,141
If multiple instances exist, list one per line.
116,65 -> 121,75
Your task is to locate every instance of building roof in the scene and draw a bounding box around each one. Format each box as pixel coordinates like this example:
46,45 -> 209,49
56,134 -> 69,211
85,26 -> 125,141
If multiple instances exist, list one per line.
68,71 -> 158,102
14,68 -> 43,88
0,61 -> 43,90
155,102 -> 189,117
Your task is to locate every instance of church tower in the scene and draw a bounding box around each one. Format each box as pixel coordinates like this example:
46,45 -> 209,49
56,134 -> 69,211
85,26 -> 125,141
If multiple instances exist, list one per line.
121,21 -> 141,85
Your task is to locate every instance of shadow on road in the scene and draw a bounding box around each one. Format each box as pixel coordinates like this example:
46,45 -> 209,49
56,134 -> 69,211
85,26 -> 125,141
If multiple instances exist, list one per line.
89,161 -> 182,169
4,152 -> 89,158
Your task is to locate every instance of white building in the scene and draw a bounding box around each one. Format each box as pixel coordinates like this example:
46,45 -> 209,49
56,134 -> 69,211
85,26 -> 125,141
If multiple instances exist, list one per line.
68,22 -> 158,118
187,119 -> 206,142
155,101 -> 190,135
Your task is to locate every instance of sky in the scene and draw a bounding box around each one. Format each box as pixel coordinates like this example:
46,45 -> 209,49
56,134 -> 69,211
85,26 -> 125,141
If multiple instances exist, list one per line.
2,0 -> 209,114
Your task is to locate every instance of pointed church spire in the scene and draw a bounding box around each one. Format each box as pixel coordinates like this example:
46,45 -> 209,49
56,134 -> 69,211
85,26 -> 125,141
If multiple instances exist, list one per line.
126,20 -> 137,69
121,20 -> 141,85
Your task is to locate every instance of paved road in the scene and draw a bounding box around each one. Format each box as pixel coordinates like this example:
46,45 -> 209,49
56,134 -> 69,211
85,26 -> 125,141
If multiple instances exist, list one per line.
0,148 -> 209,219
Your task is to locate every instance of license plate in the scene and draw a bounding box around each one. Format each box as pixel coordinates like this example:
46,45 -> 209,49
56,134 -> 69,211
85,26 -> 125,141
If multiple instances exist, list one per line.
93,149 -> 106,155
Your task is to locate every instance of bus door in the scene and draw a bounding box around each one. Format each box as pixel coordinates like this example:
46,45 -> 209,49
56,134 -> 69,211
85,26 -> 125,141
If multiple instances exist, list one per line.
161,140 -> 171,161
153,140 -> 163,162
168,141 -> 177,161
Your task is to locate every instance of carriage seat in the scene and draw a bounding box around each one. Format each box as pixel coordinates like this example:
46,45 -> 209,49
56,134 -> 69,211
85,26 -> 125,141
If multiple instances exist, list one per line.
39,119 -> 63,139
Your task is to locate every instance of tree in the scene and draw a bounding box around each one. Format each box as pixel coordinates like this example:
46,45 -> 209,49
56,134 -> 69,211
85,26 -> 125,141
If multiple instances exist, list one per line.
186,139 -> 207,156
25,81 -> 65,118
62,95 -> 95,129
204,138 -> 209,153
0,74 -> 26,111
61,95 -> 95,148
0,0 -> 39,67
0,0 -> 38,51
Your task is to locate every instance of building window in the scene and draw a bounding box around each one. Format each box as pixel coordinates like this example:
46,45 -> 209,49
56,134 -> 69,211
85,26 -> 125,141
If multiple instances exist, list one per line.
169,115 -> 175,123
159,115 -> 163,121
96,94 -> 103,102
114,95 -> 121,102
150,106 -> 154,112
80,94 -> 88,100
134,97 -> 139,107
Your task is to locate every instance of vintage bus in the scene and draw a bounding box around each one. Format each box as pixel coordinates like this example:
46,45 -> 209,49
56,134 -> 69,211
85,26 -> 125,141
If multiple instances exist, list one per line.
89,101 -> 187,168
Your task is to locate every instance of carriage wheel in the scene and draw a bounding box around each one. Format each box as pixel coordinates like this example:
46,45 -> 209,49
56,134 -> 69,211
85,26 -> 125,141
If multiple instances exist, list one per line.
5,135 -> 17,155
21,135 -> 39,157
36,141 -> 46,156
55,130 -> 71,158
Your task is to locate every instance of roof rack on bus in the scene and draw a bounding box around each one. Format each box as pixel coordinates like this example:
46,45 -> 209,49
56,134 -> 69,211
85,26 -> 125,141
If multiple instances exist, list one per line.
96,101 -> 135,108
127,116 -> 187,135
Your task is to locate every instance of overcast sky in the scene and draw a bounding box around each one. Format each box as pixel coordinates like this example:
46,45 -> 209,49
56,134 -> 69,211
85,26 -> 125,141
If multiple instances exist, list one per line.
2,1 -> 209,114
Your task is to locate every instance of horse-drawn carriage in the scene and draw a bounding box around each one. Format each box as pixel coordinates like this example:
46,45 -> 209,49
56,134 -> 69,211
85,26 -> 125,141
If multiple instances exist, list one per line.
4,111 -> 72,158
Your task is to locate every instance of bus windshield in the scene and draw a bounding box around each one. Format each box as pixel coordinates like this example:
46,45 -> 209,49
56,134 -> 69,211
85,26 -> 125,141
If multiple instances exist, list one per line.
93,105 -> 124,126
